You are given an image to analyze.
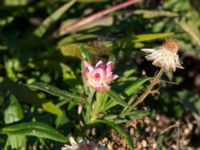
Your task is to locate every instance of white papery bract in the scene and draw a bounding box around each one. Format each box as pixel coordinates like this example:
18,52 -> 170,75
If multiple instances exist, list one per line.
141,39 -> 183,72
61,137 -> 105,150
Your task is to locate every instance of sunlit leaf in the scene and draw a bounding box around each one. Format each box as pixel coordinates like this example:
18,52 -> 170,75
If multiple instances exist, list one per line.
80,46 -> 93,64
134,10 -> 178,18
42,101 -> 63,116
4,95 -> 23,124
58,43 -> 110,59
55,113 -> 69,127
28,82 -> 86,104
179,19 -> 200,46
34,0 -> 76,37
133,33 -> 174,43
3,0 -> 28,6
1,122 -> 67,143
4,95 -> 26,149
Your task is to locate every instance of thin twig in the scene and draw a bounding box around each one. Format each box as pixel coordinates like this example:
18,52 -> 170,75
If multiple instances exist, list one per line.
120,68 -> 164,117
59,0 -> 141,35
176,122 -> 180,150
160,121 -> 180,134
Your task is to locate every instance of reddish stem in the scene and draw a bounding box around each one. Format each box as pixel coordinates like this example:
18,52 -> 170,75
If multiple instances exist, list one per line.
60,0 -> 141,35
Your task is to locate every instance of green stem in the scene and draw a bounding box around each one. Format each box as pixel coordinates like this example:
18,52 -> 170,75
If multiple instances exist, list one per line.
88,89 -> 95,104
90,92 -> 106,122
120,68 -> 164,117
85,89 -> 95,123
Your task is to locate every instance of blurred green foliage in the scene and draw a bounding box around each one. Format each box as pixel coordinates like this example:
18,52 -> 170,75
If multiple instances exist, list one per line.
0,0 -> 200,149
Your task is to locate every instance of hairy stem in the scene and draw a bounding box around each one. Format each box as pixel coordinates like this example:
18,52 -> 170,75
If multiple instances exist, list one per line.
120,68 -> 164,117
85,89 -> 95,123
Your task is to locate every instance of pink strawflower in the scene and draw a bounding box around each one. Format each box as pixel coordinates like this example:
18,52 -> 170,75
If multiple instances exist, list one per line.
82,60 -> 118,92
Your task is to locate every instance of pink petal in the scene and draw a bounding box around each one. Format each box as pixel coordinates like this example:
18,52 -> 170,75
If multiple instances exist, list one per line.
103,84 -> 110,91
83,61 -> 93,72
91,68 -> 106,83
112,75 -> 118,80
82,70 -> 89,77
106,61 -> 113,74
95,86 -> 104,92
85,80 -> 92,87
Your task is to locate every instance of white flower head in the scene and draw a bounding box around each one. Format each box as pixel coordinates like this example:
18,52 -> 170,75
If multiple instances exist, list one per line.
141,39 -> 184,72
61,137 -> 105,150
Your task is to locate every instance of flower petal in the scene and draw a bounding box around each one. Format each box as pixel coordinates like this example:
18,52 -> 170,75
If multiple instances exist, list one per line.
141,48 -> 156,53
83,61 -> 93,72
69,137 -> 78,146
95,60 -> 103,67
106,61 -> 113,75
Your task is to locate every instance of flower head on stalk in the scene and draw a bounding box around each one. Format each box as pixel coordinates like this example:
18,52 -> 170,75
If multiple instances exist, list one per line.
61,137 -> 105,150
141,39 -> 184,72
82,60 -> 118,92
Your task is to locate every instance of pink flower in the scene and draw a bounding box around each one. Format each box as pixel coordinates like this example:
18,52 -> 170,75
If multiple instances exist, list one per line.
83,60 -> 118,92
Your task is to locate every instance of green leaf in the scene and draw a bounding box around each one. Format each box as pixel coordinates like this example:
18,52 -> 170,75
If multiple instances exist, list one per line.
55,113 -> 69,128
42,101 -> 63,116
80,46 -> 93,64
133,33 -> 174,43
4,95 -> 24,124
1,122 -> 67,143
95,92 -> 108,112
8,135 -> 26,150
28,82 -> 85,104
134,10 -> 178,18
3,0 -> 28,6
94,119 -> 134,150
106,90 -> 128,107
124,78 -> 151,96
101,99 -> 118,112
4,95 -> 26,149
33,0 -> 76,37
179,19 -> 200,46
126,110 -> 150,120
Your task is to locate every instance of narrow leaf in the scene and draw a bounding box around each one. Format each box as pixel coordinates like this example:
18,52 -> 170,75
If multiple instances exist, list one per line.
80,46 -> 93,64
134,10 -> 178,18
28,82 -> 85,104
107,90 -> 128,107
101,99 -> 118,112
42,102 -> 63,116
124,78 -> 151,96
126,110 -> 150,120
0,78 -> 45,107
4,95 -> 24,124
34,0 -> 76,37
133,33 -> 174,43
4,95 -> 26,149
1,122 -> 67,143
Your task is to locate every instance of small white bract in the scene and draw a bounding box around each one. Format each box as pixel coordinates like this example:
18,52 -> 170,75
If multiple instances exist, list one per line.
141,39 -> 184,72
61,137 -> 105,150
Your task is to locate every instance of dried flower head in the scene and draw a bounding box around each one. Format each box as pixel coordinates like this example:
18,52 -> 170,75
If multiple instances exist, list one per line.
61,137 -> 105,150
141,39 -> 184,72
82,60 -> 118,92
